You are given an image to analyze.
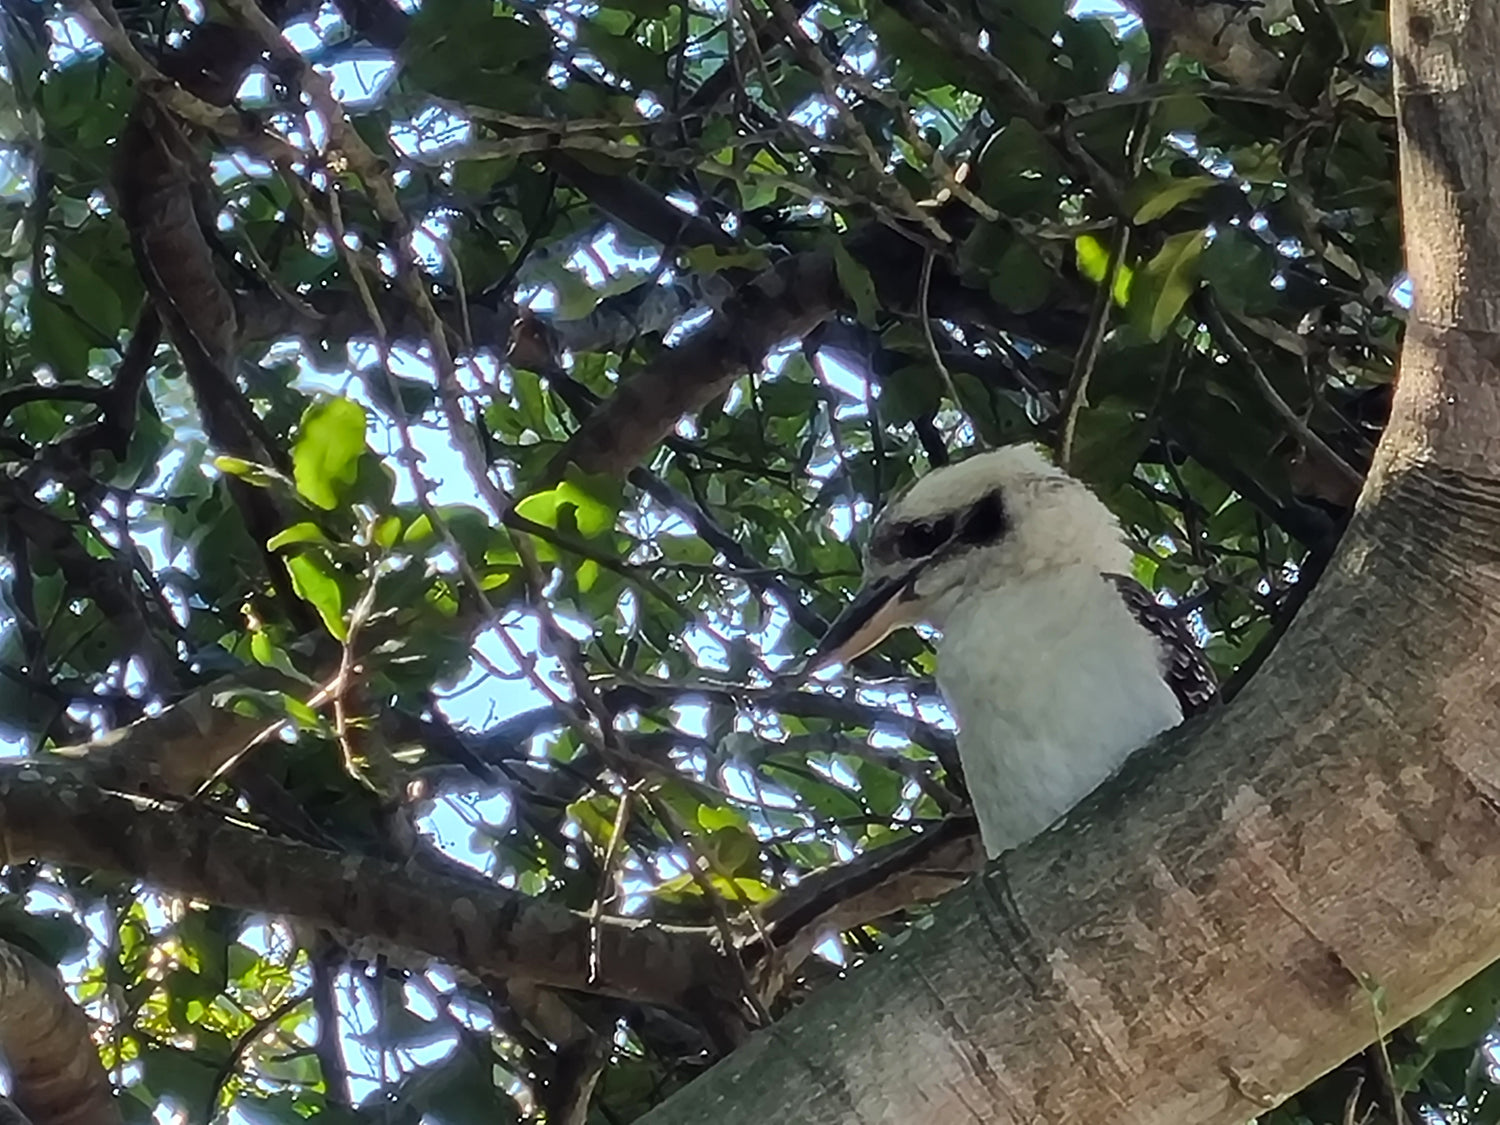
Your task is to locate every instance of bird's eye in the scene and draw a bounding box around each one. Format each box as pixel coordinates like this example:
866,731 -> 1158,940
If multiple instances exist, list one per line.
894,516 -> 954,559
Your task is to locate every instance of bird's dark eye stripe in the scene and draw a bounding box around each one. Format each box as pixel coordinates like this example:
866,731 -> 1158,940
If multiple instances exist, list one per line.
958,490 -> 1006,545
871,491 -> 1007,563
894,516 -> 954,559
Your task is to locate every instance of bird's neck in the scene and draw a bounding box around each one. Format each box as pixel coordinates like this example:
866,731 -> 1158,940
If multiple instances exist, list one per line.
934,565 -> 1183,857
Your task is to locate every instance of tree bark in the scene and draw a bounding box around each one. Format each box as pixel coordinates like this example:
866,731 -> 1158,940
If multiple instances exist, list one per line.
0,772 -> 740,1016
0,940 -> 120,1125
636,2 -> 1500,1122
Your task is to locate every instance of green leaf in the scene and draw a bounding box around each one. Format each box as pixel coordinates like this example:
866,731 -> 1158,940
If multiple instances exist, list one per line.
1202,227 -> 1279,316
1130,229 -> 1209,341
55,244 -> 125,340
604,0 -> 674,18
1131,174 -> 1221,223
867,3 -> 954,91
697,804 -> 750,832
653,873 -> 776,904
279,692 -> 324,730
881,363 -> 941,425
575,21 -> 666,85
373,515 -> 402,548
249,630 -> 302,678
403,504 -> 496,560
350,450 -> 397,510
214,456 -> 291,490
1057,18 -> 1123,94
28,292 -> 91,376
402,0 -> 552,110
516,480 -> 617,538
1074,234 -> 1133,306
567,794 -> 620,847
267,521 -> 329,551
1413,960 -> 1500,1052
137,1045 -> 218,1109
293,397 -> 368,511
680,245 -> 773,275
990,238 -> 1052,313
976,119 -> 1065,213
833,242 -> 880,325
1067,395 -> 1151,491
286,550 -> 348,641
363,368 -> 438,417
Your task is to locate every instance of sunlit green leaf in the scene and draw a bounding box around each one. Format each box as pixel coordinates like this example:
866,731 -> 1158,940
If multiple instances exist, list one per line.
293,397 -> 368,511
286,550 -> 348,640
516,480 -> 617,538
1075,233 -> 1133,306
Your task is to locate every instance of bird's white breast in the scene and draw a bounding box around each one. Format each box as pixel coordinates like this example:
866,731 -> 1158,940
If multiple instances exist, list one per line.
935,566 -> 1184,857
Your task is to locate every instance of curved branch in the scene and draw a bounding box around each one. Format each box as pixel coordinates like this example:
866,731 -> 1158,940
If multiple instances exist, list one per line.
0,939 -> 121,1125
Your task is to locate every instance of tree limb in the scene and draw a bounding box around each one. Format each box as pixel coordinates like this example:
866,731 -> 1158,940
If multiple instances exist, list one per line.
0,768 -> 741,1014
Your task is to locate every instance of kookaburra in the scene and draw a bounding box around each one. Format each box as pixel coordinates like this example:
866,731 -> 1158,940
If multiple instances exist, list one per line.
809,444 -> 1218,858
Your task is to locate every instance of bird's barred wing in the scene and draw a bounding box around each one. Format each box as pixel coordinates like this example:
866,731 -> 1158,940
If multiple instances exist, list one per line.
1103,574 -> 1220,717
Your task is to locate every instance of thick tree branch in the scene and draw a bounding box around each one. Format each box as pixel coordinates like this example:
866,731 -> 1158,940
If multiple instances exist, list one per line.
0,769 -> 740,1014
89,0 -> 318,640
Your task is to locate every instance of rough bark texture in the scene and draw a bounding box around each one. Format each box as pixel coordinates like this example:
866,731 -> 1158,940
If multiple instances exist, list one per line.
0,941 -> 120,1125
635,3 -> 1500,1122
0,771 -> 737,1013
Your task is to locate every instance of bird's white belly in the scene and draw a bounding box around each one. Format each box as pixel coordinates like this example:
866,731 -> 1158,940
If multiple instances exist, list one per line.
935,568 -> 1184,857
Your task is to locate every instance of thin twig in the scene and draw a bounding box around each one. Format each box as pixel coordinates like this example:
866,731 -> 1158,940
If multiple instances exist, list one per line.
587,782 -> 636,987
645,789 -> 773,1025
1057,220 -> 1129,473
1201,295 -> 1364,492
332,556 -> 384,789
1058,95 -> 1157,471
218,0 -> 794,1027
918,248 -> 975,446
1065,81 -> 1310,119
187,671 -> 348,801
202,988 -> 313,1120
760,0 -> 951,245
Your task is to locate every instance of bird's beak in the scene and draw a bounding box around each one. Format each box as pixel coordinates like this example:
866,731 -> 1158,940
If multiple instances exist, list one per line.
807,570 -> 924,672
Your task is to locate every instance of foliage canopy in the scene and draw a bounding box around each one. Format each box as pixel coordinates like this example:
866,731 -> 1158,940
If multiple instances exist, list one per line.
1,0 -> 1489,1120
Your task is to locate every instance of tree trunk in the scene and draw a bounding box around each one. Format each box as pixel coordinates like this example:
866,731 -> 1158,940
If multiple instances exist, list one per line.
638,3 -> 1500,1122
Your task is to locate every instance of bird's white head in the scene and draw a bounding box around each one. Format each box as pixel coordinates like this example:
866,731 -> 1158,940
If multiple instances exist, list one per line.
809,444 -> 1135,670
